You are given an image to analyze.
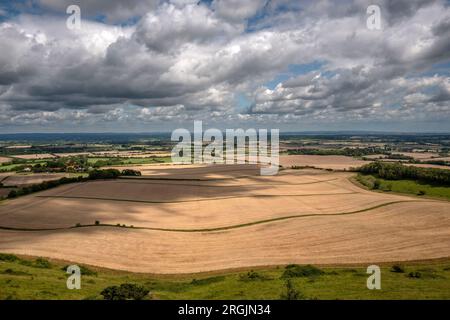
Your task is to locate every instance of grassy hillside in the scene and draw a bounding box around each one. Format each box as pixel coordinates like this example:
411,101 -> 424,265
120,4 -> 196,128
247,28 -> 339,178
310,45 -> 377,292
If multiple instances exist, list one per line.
355,174 -> 450,200
1,253 -> 449,300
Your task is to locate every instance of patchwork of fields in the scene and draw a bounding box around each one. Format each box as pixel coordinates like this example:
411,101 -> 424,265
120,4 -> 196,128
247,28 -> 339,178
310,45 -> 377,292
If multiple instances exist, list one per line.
0,164 -> 449,274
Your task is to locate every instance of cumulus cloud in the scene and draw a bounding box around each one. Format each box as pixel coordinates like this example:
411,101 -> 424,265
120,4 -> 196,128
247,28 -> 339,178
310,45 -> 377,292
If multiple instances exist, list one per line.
0,0 -> 449,131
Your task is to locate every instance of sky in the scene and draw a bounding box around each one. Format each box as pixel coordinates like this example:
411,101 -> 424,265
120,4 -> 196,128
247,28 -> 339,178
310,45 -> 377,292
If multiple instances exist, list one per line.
0,0 -> 449,133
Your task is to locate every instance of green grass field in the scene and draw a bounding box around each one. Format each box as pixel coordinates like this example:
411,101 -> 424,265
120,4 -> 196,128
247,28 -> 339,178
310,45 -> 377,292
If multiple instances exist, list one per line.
1,253 -> 449,300
0,160 -> 48,172
355,174 -> 450,200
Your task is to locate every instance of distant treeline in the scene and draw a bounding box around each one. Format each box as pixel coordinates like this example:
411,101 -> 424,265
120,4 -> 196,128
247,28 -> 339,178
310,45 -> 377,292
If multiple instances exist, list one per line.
6,169 -> 141,199
358,162 -> 450,185
287,147 -> 388,157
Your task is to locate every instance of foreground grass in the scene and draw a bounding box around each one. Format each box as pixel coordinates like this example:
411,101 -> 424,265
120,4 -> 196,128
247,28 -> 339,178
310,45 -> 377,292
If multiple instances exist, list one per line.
355,174 -> 450,201
1,254 -> 449,300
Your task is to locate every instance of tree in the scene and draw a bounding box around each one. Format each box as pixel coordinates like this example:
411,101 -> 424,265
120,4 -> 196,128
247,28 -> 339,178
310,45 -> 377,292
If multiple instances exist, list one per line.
280,280 -> 305,300
7,190 -> 18,198
373,179 -> 381,189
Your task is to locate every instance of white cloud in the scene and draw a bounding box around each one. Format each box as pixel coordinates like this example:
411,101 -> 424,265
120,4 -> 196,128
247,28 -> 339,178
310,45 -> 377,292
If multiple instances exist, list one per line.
0,0 -> 449,131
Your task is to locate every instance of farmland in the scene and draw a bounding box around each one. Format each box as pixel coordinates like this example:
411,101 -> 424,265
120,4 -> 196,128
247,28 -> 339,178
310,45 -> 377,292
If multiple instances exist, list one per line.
0,133 -> 449,299
0,164 -> 449,275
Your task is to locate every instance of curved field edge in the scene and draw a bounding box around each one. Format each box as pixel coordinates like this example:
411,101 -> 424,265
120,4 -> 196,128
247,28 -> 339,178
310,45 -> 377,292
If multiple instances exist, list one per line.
0,199 -> 428,233
1,253 -> 450,300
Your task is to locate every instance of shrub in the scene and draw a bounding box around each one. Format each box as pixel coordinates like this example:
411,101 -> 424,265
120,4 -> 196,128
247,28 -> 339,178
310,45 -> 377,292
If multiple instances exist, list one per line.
0,268 -> 30,276
372,179 -> 381,190
0,253 -> 19,262
281,264 -> 324,278
239,270 -> 268,281
120,169 -> 142,176
88,169 -> 121,180
408,271 -> 422,278
7,190 -> 18,198
100,283 -> 150,300
280,280 -> 305,300
390,264 -> 405,273
95,220 -> 100,225
34,257 -> 51,269
190,276 -> 225,285
417,190 -> 426,196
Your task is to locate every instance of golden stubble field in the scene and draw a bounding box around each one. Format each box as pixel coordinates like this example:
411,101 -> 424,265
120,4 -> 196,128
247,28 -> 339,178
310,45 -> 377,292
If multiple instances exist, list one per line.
0,164 -> 449,274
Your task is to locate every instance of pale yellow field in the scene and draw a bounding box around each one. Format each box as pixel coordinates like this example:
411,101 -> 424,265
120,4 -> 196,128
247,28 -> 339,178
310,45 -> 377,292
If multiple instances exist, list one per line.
106,163 -> 261,179
404,163 -> 450,170
0,157 -> 11,164
11,153 -> 56,160
1,174 -> 70,187
54,152 -> 92,157
0,164 -> 449,274
91,150 -> 171,157
398,152 -> 439,160
280,155 -> 368,170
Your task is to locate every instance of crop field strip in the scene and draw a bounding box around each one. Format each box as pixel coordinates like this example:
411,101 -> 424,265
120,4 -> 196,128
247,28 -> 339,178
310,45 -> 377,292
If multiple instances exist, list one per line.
0,200 -> 428,232
1,200 -> 448,273
115,177 -> 340,187
1,165 -> 449,273
35,191 -> 358,204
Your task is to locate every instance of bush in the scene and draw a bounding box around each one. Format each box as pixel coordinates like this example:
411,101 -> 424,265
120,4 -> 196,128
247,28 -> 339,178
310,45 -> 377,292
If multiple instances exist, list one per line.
280,280 -> 305,300
372,179 -> 381,190
0,268 -> 30,276
408,271 -> 422,278
34,257 -> 51,269
95,220 -> 100,225
239,270 -> 268,281
0,253 -> 19,262
120,169 -> 142,176
88,169 -> 121,180
390,264 -> 405,273
281,264 -> 324,278
190,276 -> 225,285
417,190 -> 426,196
100,283 -> 150,300
7,190 -> 18,198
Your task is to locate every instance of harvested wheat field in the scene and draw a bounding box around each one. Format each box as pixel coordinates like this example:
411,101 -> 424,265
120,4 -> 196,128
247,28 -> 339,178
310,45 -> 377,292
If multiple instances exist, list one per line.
0,156 -> 11,164
280,155 -> 369,170
106,163 -> 261,179
0,164 -> 449,274
1,173 -> 70,187
11,153 -> 56,160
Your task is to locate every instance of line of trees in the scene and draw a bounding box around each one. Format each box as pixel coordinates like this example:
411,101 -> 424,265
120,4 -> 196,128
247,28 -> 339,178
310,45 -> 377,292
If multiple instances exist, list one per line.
288,147 -> 388,157
6,169 -> 141,199
358,161 -> 450,185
